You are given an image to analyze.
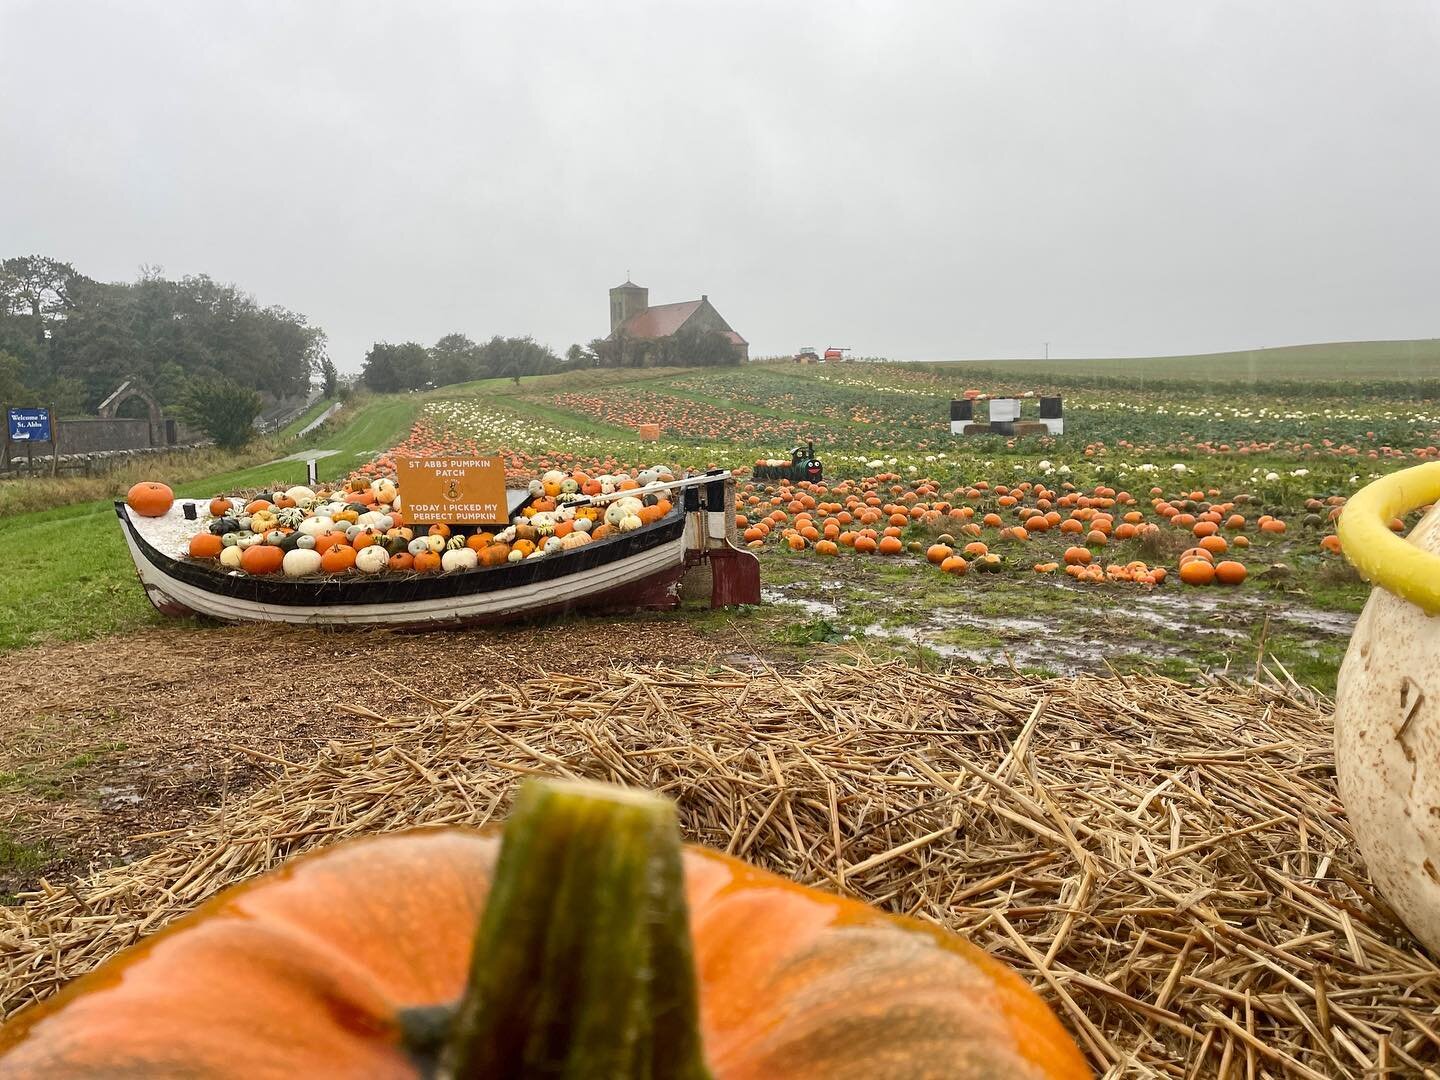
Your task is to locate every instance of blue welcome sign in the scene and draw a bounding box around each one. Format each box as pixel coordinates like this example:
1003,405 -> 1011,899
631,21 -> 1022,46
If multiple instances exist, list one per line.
7,407 -> 51,442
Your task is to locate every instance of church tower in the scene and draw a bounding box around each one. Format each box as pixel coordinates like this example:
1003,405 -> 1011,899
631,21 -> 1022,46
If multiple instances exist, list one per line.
609,279 -> 649,332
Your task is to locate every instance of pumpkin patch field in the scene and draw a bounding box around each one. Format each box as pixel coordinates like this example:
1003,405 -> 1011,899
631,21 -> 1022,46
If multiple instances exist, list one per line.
5,357 -> 1440,1076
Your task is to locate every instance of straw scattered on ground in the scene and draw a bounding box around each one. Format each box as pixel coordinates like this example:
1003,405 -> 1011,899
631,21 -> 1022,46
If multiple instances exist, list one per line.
3,655 -> 1437,1077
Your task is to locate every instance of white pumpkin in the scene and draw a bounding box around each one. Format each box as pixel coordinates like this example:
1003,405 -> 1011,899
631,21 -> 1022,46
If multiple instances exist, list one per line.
507,549 -> 526,563
560,477 -> 579,495
573,517 -> 592,534
298,517 -> 331,538
371,478 -> 398,504
616,496 -> 644,516
525,548 -> 547,559
357,511 -> 388,529
407,537 -> 432,557
528,479 -> 544,497
1335,464 -> 1440,956
531,513 -> 556,536
219,546 -> 244,570
441,548 -> 479,572
618,513 -> 643,532
426,534 -> 446,554
236,533 -> 263,549
355,545 -> 390,574
285,486 -> 316,504
637,469 -> 659,486
598,475 -> 616,495
283,549 -> 323,578
543,536 -> 564,554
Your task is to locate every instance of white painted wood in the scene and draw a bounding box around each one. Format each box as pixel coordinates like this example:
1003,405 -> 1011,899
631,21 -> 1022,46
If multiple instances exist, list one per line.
121,506 -> 685,627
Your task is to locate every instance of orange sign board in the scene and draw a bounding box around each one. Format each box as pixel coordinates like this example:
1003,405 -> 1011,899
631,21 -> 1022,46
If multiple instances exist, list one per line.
397,457 -> 509,524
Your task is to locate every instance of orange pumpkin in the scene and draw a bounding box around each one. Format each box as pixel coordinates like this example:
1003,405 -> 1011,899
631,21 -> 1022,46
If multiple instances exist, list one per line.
478,544 -> 511,568
0,782 -> 1088,1078
187,534 -> 223,559
126,482 -> 174,518
320,545 -> 357,574
239,545 -> 284,576
208,497 -> 233,517
413,550 -> 443,574
1214,559 -> 1248,585
1178,558 -> 1215,586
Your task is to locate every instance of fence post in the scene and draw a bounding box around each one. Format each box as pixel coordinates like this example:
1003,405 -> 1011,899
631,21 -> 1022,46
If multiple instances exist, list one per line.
49,402 -> 58,477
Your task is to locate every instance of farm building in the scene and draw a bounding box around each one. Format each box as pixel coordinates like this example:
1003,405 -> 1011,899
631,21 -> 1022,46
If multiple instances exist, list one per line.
607,279 -> 749,360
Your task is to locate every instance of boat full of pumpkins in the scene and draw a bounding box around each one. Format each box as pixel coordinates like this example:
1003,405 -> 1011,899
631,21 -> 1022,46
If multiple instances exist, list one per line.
116,466 -> 759,627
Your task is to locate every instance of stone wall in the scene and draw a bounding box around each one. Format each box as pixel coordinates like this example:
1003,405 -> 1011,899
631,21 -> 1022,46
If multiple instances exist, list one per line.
43,417 -> 202,453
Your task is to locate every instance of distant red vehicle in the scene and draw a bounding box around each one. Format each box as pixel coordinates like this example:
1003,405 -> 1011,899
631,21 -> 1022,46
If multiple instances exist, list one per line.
822,347 -> 848,361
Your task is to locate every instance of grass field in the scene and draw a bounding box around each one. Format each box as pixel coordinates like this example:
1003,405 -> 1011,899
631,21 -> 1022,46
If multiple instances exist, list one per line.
0,394 -> 422,651
939,337 -> 1440,383
1,348 -> 1425,678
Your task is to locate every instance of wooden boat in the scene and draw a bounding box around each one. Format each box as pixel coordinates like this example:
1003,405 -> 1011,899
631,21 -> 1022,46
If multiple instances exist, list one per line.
116,472 -> 760,628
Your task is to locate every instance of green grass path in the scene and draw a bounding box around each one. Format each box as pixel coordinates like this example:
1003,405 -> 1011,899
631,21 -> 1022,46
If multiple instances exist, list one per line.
0,396 -> 421,653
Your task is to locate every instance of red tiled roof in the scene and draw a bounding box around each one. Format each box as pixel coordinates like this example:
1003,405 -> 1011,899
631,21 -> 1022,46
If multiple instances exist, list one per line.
614,300 -> 702,339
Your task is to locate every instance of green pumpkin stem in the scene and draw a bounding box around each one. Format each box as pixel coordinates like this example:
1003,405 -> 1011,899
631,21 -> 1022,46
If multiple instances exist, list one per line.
441,779 -> 711,1079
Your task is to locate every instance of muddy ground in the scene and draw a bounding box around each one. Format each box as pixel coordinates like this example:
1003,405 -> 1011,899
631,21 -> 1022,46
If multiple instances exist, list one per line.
754,549 -> 1358,687
0,617 -> 762,900
0,553 -> 1359,899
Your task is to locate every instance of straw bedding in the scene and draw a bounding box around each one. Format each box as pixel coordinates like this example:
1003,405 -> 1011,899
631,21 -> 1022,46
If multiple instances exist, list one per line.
2,656 -> 1437,1077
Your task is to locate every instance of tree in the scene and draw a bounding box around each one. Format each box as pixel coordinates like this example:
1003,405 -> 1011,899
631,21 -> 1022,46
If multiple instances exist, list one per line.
321,358 -> 338,397
661,327 -> 742,367
0,350 -> 29,404
431,333 -> 480,386
0,256 -> 90,346
361,342 -> 431,392
181,377 -> 263,449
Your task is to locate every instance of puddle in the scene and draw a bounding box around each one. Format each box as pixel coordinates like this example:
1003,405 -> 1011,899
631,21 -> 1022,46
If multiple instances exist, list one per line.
761,587 -> 839,620
97,784 -> 143,808
760,568 -> 1349,677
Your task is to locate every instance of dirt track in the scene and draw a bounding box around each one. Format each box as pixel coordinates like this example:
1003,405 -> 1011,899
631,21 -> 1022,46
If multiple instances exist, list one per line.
0,616 -> 758,896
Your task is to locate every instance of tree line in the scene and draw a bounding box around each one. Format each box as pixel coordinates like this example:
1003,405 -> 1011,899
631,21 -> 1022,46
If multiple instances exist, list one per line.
361,326 -> 740,393
0,255 -> 329,446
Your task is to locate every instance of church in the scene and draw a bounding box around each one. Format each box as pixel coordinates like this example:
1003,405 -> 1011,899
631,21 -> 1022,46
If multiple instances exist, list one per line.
607,279 -> 749,361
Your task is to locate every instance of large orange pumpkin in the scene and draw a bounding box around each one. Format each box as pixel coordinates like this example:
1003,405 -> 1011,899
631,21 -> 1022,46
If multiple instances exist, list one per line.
0,782 -> 1089,1079
125,482 -> 174,518
239,545 -> 284,575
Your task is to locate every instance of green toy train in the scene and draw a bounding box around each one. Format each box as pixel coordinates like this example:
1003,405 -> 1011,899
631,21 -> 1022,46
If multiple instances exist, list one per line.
753,442 -> 822,483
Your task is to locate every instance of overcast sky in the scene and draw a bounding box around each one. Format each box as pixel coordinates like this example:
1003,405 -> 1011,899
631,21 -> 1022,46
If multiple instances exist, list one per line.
2,1 -> 1437,370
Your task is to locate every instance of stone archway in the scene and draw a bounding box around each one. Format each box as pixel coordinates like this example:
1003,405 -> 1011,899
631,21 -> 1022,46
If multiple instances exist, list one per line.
97,379 -> 165,446
97,379 -> 162,424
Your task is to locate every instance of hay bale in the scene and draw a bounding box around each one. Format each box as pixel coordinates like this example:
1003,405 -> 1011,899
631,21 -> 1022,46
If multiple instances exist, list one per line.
2,656 -> 1436,1075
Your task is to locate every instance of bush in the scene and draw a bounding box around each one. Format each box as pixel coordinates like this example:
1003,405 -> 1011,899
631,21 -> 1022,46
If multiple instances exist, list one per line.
182,378 -> 263,449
